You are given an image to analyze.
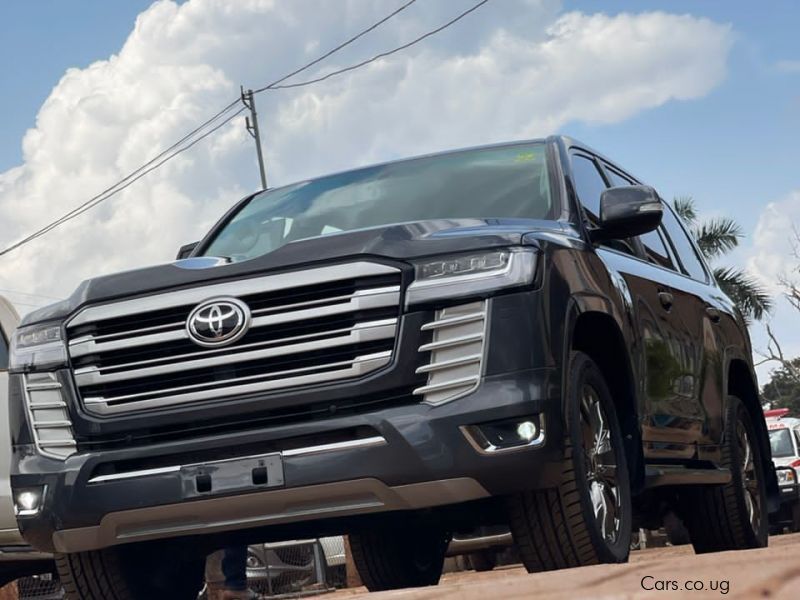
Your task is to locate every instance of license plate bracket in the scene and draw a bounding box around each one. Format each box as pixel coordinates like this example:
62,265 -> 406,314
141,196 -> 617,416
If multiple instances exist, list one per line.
180,453 -> 284,498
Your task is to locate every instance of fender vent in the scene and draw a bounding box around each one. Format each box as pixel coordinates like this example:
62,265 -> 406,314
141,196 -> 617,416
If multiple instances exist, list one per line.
413,300 -> 487,405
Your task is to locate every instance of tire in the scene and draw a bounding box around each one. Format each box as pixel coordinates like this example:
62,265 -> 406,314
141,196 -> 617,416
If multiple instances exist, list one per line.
682,395 -> 768,553
663,511 -> 691,546
56,543 -> 205,600
468,550 -> 496,572
507,351 -> 632,572
349,522 -> 449,591
792,503 -> 800,533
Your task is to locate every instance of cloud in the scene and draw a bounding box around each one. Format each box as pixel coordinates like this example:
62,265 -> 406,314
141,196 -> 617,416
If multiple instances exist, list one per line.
747,190 -> 800,292
0,0 -> 734,312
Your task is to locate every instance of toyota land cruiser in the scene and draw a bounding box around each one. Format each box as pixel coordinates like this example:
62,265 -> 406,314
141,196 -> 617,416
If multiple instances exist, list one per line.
8,136 -> 776,598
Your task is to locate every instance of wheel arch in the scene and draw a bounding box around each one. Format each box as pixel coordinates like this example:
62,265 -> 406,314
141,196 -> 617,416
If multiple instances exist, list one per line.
726,357 -> 779,505
566,306 -> 644,493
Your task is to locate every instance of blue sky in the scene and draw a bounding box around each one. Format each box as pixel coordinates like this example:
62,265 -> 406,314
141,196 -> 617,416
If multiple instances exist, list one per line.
0,0 -> 798,382
1,1 -> 796,226
0,1 -> 154,172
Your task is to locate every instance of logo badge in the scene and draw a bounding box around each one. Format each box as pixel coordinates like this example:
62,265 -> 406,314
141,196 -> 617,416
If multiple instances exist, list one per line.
186,297 -> 251,348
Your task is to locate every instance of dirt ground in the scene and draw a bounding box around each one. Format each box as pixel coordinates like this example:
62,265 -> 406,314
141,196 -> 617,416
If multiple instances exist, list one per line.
312,532 -> 800,599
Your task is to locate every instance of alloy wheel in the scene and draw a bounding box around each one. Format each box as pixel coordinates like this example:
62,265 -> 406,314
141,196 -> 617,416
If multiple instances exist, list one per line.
736,421 -> 761,534
580,384 -> 621,544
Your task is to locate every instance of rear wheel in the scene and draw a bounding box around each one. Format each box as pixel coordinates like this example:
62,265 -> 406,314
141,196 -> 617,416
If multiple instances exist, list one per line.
507,351 -> 632,572
682,395 -> 768,553
349,521 -> 449,591
56,542 -> 205,600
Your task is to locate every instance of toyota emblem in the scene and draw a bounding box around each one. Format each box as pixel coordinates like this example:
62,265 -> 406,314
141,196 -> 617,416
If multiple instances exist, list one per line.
186,297 -> 251,348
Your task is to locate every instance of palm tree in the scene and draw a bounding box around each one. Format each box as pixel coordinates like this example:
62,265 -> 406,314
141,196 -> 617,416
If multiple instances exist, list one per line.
672,196 -> 772,321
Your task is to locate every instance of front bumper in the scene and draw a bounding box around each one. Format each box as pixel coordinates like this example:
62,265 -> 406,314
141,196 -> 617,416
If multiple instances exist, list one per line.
13,367 -> 562,553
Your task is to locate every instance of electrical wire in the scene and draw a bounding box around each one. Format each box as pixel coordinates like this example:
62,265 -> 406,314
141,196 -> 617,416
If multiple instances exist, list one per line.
254,0 -> 417,92
260,0 -> 490,90
0,0 -> 490,258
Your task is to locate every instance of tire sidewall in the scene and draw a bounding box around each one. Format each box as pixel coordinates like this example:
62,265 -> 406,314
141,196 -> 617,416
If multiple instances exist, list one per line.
566,352 -> 632,562
727,396 -> 769,547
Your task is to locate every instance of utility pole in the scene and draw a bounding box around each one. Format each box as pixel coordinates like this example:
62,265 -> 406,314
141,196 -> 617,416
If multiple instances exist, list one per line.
241,87 -> 268,190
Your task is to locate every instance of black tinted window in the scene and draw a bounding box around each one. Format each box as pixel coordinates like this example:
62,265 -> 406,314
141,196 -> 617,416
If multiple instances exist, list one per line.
640,228 -> 674,270
661,206 -> 707,281
570,154 -> 607,218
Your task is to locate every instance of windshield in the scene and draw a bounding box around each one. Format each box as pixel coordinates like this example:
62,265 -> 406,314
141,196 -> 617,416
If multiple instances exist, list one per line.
201,142 -> 553,262
770,428 -> 796,458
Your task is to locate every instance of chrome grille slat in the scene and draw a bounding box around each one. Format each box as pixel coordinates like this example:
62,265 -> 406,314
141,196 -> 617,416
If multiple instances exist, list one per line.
68,286 -> 400,358
74,318 -> 396,376
67,262 -> 402,415
83,351 -> 393,415
74,320 -> 397,386
68,262 -> 399,327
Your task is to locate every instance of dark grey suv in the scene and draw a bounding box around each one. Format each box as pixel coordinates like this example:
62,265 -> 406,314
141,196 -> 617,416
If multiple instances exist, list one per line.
8,136 -> 776,598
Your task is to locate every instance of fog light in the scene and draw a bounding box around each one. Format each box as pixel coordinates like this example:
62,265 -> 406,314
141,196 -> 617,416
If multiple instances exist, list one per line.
14,486 -> 45,517
461,416 -> 544,454
516,421 -> 538,442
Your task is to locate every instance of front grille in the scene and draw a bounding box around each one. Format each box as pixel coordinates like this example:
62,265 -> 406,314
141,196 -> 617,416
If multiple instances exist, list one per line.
66,262 -> 402,415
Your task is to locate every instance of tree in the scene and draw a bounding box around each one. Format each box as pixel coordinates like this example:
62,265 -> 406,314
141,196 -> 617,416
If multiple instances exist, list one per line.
761,357 -> 800,415
757,227 -> 800,384
672,196 -> 772,321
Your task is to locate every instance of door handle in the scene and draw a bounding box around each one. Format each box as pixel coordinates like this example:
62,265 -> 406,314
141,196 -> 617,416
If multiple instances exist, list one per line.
657,291 -> 674,311
706,307 -> 721,323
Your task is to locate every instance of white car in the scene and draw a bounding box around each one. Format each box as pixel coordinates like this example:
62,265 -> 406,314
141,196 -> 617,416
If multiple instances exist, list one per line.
766,408 -> 800,532
0,296 -> 56,586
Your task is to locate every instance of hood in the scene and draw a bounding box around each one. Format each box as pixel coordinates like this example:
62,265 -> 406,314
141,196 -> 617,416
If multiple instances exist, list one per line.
23,218 -> 568,325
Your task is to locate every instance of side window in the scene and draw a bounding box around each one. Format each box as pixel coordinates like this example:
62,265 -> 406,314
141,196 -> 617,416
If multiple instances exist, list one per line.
660,205 -> 708,281
604,165 -> 634,188
570,153 -> 607,219
639,228 -> 676,270
0,329 -> 8,370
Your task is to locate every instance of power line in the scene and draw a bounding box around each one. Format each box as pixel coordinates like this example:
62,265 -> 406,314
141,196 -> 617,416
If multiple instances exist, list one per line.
258,0 -> 491,91
254,0 -> 418,93
0,0 -> 490,258
0,1 -> 418,258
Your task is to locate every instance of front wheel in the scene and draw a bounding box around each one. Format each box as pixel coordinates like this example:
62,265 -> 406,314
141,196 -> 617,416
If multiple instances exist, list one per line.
507,351 -> 632,572
681,395 -> 768,553
56,542 -> 205,600
349,521 -> 449,591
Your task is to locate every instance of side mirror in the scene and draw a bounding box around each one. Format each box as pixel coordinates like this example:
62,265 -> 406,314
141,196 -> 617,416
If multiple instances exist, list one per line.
176,242 -> 199,260
593,185 -> 663,241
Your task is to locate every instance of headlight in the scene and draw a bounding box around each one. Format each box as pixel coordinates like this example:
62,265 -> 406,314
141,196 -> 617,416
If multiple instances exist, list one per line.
9,323 -> 68,371
778,468 -> 797,486
406,248 -> 536,307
